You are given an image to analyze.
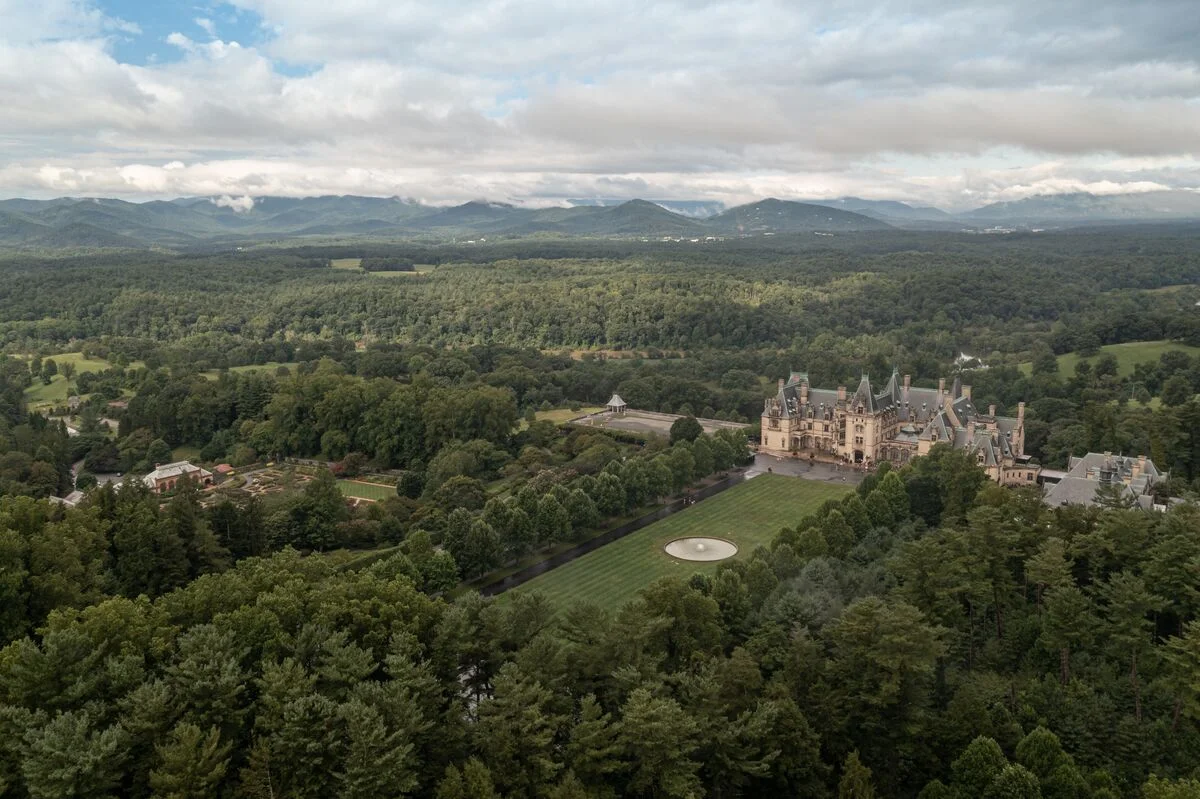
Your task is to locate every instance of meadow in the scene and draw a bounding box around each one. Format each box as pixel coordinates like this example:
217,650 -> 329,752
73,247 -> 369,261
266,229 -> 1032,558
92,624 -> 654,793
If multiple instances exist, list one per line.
512,473 -> 851,611
1019,339 -> 1200,378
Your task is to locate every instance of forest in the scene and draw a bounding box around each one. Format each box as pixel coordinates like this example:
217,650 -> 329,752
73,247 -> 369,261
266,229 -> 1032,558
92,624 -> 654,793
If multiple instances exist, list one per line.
0,229 -> 1199,796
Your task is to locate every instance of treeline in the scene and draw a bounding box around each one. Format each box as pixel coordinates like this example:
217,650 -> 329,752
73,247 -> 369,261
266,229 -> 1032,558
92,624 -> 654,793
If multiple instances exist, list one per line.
3,232 -> 1199,357
0,448 -> 1197,796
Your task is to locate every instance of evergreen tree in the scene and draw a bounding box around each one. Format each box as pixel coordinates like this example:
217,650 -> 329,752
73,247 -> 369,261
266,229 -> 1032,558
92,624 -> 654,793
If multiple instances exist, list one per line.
149,723 -> 232,799
838,751 -> 876,799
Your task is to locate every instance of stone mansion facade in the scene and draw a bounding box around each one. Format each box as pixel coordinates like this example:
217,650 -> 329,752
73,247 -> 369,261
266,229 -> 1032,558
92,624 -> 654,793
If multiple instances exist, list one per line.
761,370 -> 1039,486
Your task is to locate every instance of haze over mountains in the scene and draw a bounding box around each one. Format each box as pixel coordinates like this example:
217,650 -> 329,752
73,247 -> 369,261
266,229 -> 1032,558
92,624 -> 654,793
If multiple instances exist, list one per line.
2,190 -> 1200,249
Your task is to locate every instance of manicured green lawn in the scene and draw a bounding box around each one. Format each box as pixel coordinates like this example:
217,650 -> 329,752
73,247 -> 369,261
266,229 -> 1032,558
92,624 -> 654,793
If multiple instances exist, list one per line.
15,352 -> 118,409
1019,340 -> 1200,379
338,479 -> 396,501
512,474 -> 851,612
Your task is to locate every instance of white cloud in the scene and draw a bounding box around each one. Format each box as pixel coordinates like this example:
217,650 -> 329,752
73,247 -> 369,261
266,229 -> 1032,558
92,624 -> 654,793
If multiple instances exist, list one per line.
1,0 -> 1200,208
213,194 -> 255,212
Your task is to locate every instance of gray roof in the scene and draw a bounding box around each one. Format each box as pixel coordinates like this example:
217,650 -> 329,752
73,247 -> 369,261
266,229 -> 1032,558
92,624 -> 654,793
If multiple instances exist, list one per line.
143,461 -> 211,486
606,394 -> 626,408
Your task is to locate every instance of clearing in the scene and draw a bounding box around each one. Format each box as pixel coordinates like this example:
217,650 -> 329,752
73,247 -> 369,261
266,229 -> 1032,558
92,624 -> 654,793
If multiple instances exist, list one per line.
1019,340 -> 1200,379
511,473 -> 850,612
331,258 -> 363,270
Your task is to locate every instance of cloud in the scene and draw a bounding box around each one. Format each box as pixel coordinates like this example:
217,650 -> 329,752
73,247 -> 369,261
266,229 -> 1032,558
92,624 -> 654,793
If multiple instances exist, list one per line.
1,0 -> 1199,208
213,194 -> 255,212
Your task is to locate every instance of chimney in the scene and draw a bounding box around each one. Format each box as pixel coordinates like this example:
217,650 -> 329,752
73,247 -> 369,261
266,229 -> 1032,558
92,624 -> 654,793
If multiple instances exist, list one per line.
903,374 -> 911,390
1017,401 -> 1025,421
938,378 -> 946,407
800,383 -> 809,404
988,404 -> 996,417
962,384 -> 972,401
778,378 -> 784,393
837,385 -> 847,402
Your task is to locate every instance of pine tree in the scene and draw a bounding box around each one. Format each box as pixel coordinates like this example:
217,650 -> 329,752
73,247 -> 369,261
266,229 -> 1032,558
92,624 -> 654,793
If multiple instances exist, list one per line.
838,751 -> 876,799
336,700 -> 418,799
148,723 -> 231,799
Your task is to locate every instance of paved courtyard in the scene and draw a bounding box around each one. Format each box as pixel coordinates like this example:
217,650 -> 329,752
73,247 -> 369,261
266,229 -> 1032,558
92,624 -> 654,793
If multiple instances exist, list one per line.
746,452 -> 866,485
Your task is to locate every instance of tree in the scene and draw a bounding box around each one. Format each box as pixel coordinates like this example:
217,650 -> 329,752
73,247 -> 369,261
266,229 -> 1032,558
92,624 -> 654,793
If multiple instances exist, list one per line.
396,469 -> 424,499
618,688 -> 702,798
475,663 -> 564,795
21,711 -> 129,799
1014,727 -> 1069,782
983,764 -> 1042,799
40,358 -> 57,386
669,416 -> 703,444
1040,586 -> 1093,685
1161,375 -> 1193,407
565,489 -> 599,532
149,723 -> 232,799
952,737 -> 1008,798
838,751 -> 876,799
1097,572 -> 1160,721
535,494 -> 571,549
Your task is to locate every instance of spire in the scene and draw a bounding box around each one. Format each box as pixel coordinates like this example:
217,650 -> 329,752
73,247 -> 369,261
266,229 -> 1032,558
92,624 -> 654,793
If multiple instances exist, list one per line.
852,372 -> 875,413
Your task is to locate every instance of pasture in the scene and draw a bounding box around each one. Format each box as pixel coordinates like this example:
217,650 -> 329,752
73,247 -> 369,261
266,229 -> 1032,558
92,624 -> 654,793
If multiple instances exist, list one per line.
512,473 -> 851,611
1019,340 -> 1200,378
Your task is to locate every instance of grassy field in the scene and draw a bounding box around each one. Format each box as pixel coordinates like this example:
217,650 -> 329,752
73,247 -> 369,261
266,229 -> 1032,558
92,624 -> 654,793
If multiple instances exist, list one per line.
536,406 -> 605,424
1019,340 -> 1200,378
14,352 -> 119,409
337,479 -> 396,501
331,258 -> 363,270
512,474 -> 851,612
200,362 -> 301,380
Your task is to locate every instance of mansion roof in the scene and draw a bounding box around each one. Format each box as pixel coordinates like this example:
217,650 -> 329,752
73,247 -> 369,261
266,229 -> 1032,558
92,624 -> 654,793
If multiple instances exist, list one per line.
769,369 -> 1027,463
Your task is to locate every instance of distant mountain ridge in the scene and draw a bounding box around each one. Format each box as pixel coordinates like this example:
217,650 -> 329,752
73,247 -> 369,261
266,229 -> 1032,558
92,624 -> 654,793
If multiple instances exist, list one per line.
3,189 -> 1200,249
0,195 -> 890,248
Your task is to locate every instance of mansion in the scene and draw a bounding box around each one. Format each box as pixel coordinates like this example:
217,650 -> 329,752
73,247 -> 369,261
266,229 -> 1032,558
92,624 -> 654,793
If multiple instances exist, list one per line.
762,370 -> 1039,486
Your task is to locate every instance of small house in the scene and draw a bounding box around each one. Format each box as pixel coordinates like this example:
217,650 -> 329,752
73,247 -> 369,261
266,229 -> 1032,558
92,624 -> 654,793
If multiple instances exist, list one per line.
143,461 -> 214,494
606,393 -> 627,414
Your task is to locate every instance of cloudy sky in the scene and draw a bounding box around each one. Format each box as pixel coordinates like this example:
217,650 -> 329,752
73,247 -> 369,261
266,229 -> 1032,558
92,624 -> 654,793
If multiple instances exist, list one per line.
2,0 -> 1199,210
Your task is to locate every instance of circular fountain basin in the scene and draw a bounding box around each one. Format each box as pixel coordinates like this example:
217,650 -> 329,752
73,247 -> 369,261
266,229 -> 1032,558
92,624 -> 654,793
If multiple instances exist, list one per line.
664,537 -> 738,562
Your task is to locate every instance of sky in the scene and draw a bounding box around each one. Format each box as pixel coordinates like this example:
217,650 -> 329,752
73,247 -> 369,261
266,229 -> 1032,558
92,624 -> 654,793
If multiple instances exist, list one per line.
2,0 -> 1199,210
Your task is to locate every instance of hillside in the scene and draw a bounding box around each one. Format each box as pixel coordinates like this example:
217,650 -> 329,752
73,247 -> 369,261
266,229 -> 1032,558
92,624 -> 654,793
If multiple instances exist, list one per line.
964,190 -> 1200,225
709,198 -> 892,233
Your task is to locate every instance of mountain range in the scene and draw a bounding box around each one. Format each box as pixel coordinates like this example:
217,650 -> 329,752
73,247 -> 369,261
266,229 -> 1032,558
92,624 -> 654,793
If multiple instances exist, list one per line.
2,190 -> 1199,249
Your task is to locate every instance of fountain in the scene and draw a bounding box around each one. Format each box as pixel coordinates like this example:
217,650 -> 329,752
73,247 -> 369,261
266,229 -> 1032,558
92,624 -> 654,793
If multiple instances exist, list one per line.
664,537 -> 738,562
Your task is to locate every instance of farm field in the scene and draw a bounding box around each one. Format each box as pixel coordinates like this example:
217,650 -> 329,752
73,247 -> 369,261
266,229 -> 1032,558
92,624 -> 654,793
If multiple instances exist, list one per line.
331,258 -> 363,270
1019,340 -> 1200,378
337,479 -> 395,501
512,473 -> 851,612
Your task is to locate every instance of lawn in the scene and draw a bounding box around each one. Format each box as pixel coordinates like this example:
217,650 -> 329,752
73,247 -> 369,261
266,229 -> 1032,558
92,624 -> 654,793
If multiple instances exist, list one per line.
1019,340 -> 1200,379
536,406 -> 605,424
337,479 -> 396,501
14,352 -> 119,409
200,362 -> 301,380
511,474 -> 851,612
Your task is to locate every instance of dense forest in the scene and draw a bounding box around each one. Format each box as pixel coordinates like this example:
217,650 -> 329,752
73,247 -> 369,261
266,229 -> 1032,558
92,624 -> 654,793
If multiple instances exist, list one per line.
0,452 -> 1198,797
0,229 -> 1199,796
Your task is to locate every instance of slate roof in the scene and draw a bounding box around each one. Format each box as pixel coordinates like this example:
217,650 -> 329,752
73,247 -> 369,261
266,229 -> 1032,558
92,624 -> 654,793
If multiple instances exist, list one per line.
606,394 -> 626,408
143,461 -> 212,487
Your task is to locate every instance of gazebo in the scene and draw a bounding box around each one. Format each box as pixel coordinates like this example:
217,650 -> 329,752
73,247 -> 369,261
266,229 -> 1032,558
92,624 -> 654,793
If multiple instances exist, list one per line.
606,393 -> 627,414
